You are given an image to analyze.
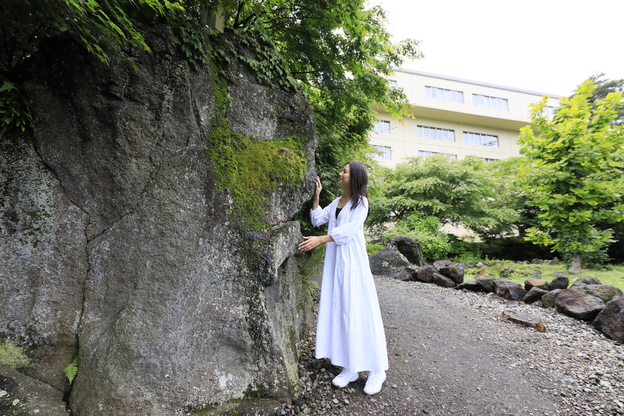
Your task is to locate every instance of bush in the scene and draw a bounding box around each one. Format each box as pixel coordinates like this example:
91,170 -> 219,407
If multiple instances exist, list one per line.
447,237 -> 483,263
384,214 -> 450,261
366,244 -> 385,256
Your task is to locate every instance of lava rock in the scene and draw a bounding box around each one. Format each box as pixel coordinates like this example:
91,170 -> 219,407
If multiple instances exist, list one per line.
571,284 -> 623,303
432,272 -> 456,288
369,244 -> 411,277
416,265 -> 437,283
523,287 -> 549,304
433,260 -> 452,270
438,263 -> 465,284
541,289 -> 562,308
456,280 -> 482,292
555,289 -> 605,321
475,276 -> 499,293
570,275 -> 602,288
549,275 -> 569,290
394,266 -> 420,282
524,278 -> 549,291
391,237 -> 425,266
593,297 -> 624,343
494,280 -> 527,301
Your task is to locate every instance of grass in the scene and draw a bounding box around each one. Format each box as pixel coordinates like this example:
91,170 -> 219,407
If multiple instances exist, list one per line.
468,260 -> 624,291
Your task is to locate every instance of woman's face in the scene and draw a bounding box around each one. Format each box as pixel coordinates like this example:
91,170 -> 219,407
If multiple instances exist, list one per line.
338,164 -> 350,188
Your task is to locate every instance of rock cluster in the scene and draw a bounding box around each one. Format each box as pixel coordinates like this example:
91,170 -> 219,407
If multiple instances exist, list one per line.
369,245 -> 624,344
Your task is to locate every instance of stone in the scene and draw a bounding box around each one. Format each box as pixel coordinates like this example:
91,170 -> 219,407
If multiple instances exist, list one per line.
541,289 -> 562,308
523,287 -> 549,304
476,262 -> 484,268
570,275 -> 602,287
416,265 -> 437,283
494,280 -> 527,301
394,267 -> 419,282
369,244 -> 411,277
432,273 -> 456,288
433,260 -> 452,270
549,275 -> 569,290
391,237 -> 425,266
571,284 -> 623,303
549,257 -> 560,265
555,290 -> 605,321
0,364 -> 67,416
524,278 -> 549,291
438,263 -> 465,284
3,29 -> 317,415
456,280 -> 482,292
475,276 -> 499,293
504,311 -> 543,328
593,297 -> 624,343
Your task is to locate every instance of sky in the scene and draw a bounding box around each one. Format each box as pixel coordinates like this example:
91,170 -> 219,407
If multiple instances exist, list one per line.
368,0 -> 624,97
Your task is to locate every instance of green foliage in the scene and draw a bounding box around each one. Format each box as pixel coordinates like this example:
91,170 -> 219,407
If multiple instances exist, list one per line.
64,356 -> 79,385
0,80 -> 35,133
366,244 -> 385,256
447,237 -> 483,263
517,79 -> 624,268
368,155 -> 517,240
584,73 -> 624,126
384,214 -> 451,261
0,340 -> 30,369
173,22 -> 210,73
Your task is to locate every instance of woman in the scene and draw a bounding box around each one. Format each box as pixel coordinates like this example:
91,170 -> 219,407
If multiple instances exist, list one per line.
298,162 -> 388,395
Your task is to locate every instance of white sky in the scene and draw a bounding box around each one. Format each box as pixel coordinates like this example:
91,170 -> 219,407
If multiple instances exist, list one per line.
368,0 -> 624,97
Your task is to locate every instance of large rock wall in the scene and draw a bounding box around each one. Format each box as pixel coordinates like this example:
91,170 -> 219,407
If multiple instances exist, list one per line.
0,26 -> 316,415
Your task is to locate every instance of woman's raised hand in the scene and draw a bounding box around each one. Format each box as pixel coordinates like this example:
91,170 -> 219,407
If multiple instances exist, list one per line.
315,176 -> 322,197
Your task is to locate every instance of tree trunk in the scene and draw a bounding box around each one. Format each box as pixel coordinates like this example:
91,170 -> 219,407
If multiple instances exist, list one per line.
568,254 -> 582,274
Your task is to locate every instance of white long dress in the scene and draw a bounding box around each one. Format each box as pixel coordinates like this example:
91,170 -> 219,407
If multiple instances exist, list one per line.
310,196 -> 389,372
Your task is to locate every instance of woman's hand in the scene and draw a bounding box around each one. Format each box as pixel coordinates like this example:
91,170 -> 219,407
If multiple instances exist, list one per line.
314,176 -> 322,197
299,235 -> 333,251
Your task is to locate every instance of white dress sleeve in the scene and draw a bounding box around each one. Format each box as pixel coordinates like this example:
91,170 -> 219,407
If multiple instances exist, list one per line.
310,205 -> 332,227
329,197 -> 368,245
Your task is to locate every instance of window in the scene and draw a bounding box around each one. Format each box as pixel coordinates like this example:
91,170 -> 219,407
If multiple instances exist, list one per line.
418,125 -> 455,142
472,94 -> 509,110
463,131 -> 499,147
544,106 -> 558,117
418,150 -> 457,160
373,145 -> 392,160
373,120 -> 390,134
388,80 -> 398,88
425,86 -> 464,103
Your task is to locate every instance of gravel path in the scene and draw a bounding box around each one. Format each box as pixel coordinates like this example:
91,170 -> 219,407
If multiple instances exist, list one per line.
279,276 -> 624,416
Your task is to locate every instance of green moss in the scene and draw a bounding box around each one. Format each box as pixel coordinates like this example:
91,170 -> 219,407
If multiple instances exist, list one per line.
0,341 -> 30,369
205,39 -> 306,232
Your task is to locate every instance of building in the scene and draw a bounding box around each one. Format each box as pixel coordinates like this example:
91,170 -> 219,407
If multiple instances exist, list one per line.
370,69 -> 563,167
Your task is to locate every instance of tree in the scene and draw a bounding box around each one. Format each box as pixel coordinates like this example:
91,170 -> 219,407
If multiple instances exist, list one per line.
367,155 -> 517,240
585,73 -> 624,126
517,79 -> 624,274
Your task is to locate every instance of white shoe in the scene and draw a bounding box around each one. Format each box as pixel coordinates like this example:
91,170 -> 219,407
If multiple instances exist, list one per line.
331,368 -> 359,388
364,371 -> 386,395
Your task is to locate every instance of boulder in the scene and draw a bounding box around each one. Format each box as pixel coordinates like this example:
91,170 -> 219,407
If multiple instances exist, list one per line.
524,278 -> 549,291
391,237 -> 425,266
593,297 -> 624,343
394,266 -> 419,282
549,275 -> 569,290
432,273 -> 456,288
416,265 -> 437,283
504,311 -> 544,329
433,260 -> 452,270
475,276 -> 499,293
494,280 -> 527,301
369,244 -> 411,277
523,287 -> 548,304
457,280 -> 482,292
571,284 -> 623,303
0,364 -> 67,416
542,289 -> 562,308
555,290 -> 605,321
570,275 -> 602,288
438,263 -> 465,284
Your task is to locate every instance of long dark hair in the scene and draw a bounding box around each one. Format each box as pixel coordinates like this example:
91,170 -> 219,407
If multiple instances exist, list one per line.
348,161 -> 368,210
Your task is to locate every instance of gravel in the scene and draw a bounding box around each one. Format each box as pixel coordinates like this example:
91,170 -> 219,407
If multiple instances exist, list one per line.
277,276 -> 624,416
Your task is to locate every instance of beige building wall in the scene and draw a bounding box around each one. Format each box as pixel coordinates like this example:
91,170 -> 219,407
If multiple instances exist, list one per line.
371,69 -> 562,167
